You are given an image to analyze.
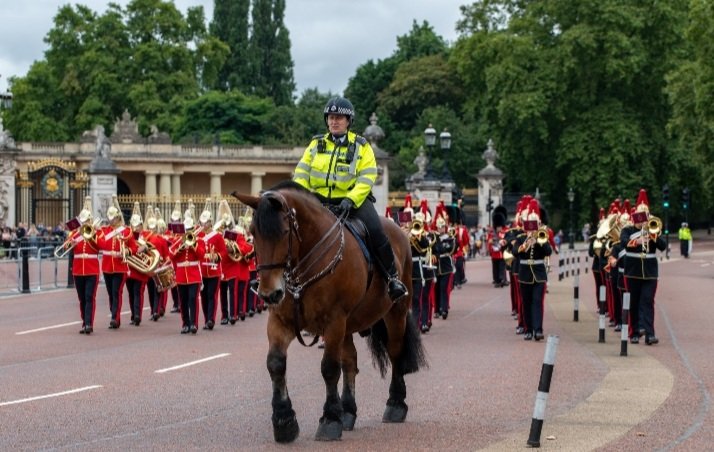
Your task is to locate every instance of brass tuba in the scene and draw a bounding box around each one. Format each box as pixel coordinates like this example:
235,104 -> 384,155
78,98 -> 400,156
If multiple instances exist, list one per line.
225,239 -> 243,262
410,218 -> 424,237
124,237 -> 161,275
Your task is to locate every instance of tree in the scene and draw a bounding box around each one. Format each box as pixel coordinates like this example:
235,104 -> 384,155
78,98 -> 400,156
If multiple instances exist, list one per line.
248,0 -> 295,105
209,0 -> 250,91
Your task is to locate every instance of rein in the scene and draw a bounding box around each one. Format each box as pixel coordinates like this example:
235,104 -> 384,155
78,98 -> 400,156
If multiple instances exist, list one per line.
257,191 -> 345,347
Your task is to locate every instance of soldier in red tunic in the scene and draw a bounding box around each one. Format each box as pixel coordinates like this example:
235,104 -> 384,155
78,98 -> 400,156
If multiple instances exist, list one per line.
169,207 -> 206,334
64,196 -> 101,334
143,205 -> 170,321
126,202 -> 152,326
97,195 -> 138,329
198,199 -> 228,330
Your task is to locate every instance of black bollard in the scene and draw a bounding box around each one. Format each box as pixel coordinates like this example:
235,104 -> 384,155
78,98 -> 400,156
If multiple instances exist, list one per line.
66,249 -> 75,289
527,335 -> 560,448
21,246 -> 31,294
573,274 -> 579,322
598,285 -> 606,343
620,292 -> 630,357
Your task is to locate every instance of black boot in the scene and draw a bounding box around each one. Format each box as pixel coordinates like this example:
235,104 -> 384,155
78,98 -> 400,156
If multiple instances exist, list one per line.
374,240 -> 408,302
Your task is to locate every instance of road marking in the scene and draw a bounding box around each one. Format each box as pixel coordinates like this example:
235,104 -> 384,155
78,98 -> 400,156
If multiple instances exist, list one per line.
0,385 -> 102,407
155,353 -> 231,374
15,321 -> 83,335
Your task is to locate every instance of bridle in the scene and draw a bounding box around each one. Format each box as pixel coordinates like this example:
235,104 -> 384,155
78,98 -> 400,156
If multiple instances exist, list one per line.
255,190 -> 345,346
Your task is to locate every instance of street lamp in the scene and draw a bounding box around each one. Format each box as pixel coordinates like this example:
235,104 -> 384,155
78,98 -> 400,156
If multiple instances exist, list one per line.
423,124 -> 437,179
439,128 -> 452,181
567,187 -> 575,249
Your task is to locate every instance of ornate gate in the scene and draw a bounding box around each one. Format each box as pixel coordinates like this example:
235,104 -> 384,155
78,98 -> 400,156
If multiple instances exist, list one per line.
16,158 -> 89,228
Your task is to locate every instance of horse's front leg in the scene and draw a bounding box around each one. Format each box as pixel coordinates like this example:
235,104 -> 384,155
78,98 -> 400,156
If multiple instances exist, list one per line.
267,315 -> 299,443
315,322 -> 346,441
340,333 -> 359,431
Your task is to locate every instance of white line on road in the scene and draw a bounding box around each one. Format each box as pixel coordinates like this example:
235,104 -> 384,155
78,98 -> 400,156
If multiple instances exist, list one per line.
155,353 -> 231,374
0,385 -> 102,407
15,321 -> 83,335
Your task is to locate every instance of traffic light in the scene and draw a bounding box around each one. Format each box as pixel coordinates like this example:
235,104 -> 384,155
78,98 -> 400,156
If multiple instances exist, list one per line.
662,184 -> 669,208
682,187 -> 690,210
486,199 -> 494,212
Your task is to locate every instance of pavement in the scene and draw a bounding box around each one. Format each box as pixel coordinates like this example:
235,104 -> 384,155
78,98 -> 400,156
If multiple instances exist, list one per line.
1,231 -> 713,450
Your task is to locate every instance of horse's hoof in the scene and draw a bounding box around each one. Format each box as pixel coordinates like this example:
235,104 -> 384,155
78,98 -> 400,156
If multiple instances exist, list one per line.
315,417 -> 342,441
382,401 -> 408,423
341,412 -> 357,431
273,415 -> 300,443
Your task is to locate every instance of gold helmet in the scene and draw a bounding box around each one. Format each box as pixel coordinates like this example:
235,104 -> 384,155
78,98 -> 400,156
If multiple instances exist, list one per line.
199,198 -> 213,226
170,199 -> 182,223
155,207 -> 167,233
78,196 -> 93,224
129,201 -> 143,228
183,207 -> 195,230
107,194 -> 123,224
145,204 -> 157,231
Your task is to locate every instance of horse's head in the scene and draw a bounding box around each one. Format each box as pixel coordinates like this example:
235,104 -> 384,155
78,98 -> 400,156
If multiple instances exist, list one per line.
233,188 -> 301,306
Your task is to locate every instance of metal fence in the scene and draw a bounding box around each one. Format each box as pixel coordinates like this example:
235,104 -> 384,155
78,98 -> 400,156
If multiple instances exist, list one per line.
0,238 -> 71,296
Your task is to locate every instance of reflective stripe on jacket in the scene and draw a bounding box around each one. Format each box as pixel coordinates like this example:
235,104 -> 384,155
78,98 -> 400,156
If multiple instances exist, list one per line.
292,131 -> 377,208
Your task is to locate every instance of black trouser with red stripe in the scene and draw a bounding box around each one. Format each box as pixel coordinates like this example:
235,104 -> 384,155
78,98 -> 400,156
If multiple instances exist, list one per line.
126,277 -> 147,323
220,278 -> 236,320
411,278 -> 425,328
237,280 -> 248,318
147,278 -> 160,317
200,276 -> 220,324
520,282 -> 546,334
75,275 -> 98,328
178,283 -> 200,328
103,272 -> 126,325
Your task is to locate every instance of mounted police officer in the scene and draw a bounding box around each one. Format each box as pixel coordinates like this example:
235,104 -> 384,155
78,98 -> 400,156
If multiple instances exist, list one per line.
292,97 -> 407,302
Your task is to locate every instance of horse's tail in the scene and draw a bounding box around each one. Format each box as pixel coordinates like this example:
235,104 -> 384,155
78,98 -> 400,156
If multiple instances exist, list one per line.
367,315 -> 428,378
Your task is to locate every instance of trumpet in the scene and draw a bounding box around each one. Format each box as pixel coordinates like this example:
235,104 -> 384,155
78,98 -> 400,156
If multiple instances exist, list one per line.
410,219 -> 425,237
645,216 -> 662,238
536,226 -> 549,245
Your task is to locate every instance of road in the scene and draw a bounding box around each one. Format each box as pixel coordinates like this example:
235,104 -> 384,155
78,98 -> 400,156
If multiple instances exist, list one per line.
1,234 -> 713,451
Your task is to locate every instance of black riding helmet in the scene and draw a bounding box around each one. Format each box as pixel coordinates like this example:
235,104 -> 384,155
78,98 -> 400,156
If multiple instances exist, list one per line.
323,96 -> 355,128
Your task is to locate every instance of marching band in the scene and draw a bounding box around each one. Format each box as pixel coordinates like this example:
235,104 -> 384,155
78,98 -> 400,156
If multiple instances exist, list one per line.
59,188 -> 664,345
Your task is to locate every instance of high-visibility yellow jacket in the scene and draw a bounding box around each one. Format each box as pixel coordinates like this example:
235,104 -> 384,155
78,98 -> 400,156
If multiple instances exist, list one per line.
292,131 -> 378,208
678,227 -> 692,240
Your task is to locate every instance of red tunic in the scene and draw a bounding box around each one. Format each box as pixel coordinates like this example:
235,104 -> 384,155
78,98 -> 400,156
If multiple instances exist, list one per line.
199,230 -> 228,279
97,225 -> 137,274
169,235 -> 206,284
70,230 -> 101,276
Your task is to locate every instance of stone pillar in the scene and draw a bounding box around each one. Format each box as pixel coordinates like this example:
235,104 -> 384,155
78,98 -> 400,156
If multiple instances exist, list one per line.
476,139 -> 504,227
210,171 -> 224,196
0,155 -> 17,228
251,171 -> 266,195
90,174 -> 118,220
144,170 -> 158,196
171,172 -> 182,197
159,172 -> 172,196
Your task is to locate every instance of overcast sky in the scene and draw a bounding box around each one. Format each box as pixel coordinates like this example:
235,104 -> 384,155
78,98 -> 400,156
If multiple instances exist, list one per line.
0,0 -> 466,95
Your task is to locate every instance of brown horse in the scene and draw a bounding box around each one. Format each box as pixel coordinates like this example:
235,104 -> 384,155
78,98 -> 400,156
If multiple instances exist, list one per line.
232,181 -> 426,442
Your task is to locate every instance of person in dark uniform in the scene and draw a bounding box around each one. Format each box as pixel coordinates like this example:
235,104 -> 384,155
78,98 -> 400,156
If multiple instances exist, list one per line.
407,213 -> 430,333
292,96 -> 407,302
514,199 -> 552,341
588,207 -> 606,312
433,206 -> 456,319
505,199 -> 526,334
620,189 -> 666,345
198,199 -> 228,330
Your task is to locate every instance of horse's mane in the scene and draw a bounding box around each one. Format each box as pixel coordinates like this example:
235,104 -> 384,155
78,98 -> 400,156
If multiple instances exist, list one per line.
253,180 -> 320,240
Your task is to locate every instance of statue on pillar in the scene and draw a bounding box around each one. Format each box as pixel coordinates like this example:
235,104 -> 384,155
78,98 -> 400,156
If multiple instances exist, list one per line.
413,146 -> 428,179
96,125 -> 111,159
482,138 -> 499,168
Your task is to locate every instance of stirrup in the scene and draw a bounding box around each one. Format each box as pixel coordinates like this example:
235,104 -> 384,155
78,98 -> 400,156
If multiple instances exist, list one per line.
387,278 -> 408,302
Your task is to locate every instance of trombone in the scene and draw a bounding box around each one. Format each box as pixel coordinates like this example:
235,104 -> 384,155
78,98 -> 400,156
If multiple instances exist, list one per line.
54,218 -> 101,258
170,226 -> 203,254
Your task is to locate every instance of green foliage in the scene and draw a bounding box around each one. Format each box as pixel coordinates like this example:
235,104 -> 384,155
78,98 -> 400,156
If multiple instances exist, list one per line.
209,0 -> 250,91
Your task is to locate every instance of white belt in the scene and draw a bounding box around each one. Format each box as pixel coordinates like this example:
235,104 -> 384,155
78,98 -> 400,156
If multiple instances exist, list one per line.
625,252 -> 656,259
618,268 -> 624,273
177,261 -> 200,268
439,254 -> 451,258
74,253 -> 98,259
412,257 -> 424,262
201,262 -> 219,267
102,251 -> 123,257
520,259 -> 544,265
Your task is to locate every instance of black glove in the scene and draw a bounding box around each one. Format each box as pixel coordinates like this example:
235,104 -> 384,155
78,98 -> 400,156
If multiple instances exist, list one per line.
338,198 -> 354,214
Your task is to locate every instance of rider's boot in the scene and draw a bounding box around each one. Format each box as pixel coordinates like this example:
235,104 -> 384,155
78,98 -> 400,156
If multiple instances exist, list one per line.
375,240 -> 408,302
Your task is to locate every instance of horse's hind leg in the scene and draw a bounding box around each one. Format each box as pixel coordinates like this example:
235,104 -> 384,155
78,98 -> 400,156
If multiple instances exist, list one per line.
340,334 -> 359,431
267,317 -> 299,443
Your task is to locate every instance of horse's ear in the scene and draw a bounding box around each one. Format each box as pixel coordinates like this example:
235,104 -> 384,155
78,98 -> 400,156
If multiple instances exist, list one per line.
231,191 -> 259,209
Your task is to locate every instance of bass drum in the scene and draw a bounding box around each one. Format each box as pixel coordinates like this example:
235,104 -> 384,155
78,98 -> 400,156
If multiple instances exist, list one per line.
153,264 -> 177,292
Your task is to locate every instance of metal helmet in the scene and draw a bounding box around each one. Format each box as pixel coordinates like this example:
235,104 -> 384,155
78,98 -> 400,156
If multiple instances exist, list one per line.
323,96 -> 355,127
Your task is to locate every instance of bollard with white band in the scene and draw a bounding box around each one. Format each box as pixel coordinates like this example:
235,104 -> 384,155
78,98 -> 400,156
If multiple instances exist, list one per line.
527,335 -> 560,448
573,274 -> 579,322
620,292 -> 630,356
598,285 -> 606,343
